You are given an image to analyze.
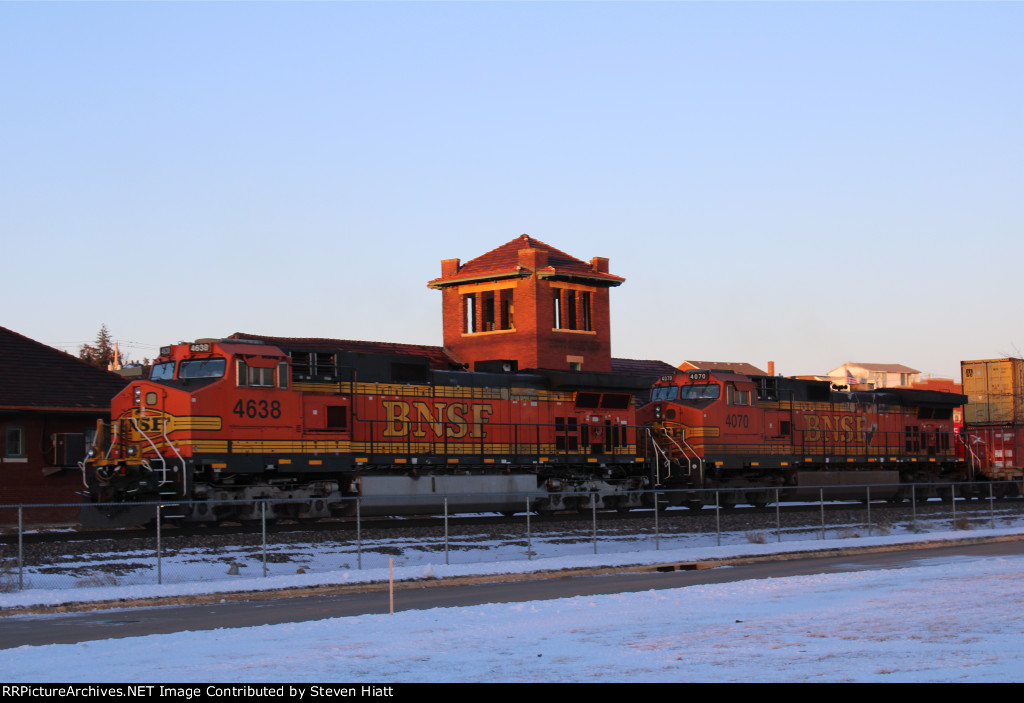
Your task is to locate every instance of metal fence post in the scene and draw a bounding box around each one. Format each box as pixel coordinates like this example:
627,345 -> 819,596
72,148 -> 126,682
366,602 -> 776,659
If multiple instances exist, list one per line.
866,486 -> 871,537
819,488 -> 825,540
775,488 -> 781,543
715,491 -> 721,547
17,506 -> 23,591
592,492 -> 597,555
526,497 -> 532,561
262,501 -> 267,578
952,483 -> 958,528
653,490 -> 660,551
444,497 -> 449,566
356,498 -> 362,570
989,483 -> 995,530
156,503 -> 162,585
912,484 -> 917,526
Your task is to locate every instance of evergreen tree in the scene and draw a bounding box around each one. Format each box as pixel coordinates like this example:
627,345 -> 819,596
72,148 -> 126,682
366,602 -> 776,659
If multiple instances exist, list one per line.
79,324 -> 118,369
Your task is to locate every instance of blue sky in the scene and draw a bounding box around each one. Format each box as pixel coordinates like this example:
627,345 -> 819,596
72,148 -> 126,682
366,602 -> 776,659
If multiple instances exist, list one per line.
2,1 -> 1020,379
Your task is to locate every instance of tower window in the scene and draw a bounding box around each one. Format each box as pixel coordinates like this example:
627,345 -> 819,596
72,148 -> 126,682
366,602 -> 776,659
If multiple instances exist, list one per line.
464,293 -> 477,333
483,291 -> 495,331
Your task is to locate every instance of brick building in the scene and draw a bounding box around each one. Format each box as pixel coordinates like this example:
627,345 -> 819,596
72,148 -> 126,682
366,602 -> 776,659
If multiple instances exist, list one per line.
428,234 -> 625,373
0,326 -> 128,520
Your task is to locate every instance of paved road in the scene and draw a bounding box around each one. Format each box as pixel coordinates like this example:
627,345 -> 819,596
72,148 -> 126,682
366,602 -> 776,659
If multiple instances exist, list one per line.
3,538 -> 1023,649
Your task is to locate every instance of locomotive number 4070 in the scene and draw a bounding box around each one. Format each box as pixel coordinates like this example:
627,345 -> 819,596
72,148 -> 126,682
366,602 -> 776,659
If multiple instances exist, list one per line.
725,414 -> 749,429
233,399 -> 282,419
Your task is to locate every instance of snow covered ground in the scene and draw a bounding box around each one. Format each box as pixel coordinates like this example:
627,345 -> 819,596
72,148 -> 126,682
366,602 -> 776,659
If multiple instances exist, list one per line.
3,525 -> 1024,682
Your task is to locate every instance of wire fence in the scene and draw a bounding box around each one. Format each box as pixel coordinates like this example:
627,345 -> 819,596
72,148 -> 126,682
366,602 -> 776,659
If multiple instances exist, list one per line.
2,480 -> 1022,593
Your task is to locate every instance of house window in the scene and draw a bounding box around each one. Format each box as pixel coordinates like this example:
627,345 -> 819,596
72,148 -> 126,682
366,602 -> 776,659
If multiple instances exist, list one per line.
5,427 -> 25,458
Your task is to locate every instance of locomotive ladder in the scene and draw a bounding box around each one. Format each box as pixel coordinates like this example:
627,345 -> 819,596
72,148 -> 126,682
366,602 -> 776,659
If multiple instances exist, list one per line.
957,431 -> 981,481
656,427 -> 704,487
646,428 -> 704,487
130,414 -> 188,508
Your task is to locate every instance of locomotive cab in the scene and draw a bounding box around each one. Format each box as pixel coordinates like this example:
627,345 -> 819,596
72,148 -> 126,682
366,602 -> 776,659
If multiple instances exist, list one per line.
82,339 -> 295,525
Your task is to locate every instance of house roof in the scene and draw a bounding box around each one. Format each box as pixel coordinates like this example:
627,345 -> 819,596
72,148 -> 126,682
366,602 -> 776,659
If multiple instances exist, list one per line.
428,234 -> 625,288
835,363 -> 921,374
0,326 -> 129,412
678,360 -> 768,376
229,333 -> 459,370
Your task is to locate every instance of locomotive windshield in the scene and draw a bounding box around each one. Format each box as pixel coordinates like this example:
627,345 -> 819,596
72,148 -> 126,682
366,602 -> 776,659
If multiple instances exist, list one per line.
150,362 -> 175,380
651,386 -> 679,402
679,384 -> 720,401
179,358 -> 226,379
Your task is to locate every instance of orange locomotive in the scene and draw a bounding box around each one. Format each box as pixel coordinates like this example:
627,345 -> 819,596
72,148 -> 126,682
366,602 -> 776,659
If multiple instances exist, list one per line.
82,337 -> 648,525
638,368 -> 970,507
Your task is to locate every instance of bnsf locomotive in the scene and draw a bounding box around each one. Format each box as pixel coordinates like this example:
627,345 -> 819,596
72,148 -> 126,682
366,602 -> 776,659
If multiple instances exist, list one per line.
82,337 -> 649,525
639,368 -> 971,507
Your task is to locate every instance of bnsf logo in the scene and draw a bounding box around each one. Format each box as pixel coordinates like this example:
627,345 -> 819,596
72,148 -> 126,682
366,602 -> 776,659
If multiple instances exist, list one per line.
135,416 -> 167,433
382,401 -> 493,439
804,414 -> 872,443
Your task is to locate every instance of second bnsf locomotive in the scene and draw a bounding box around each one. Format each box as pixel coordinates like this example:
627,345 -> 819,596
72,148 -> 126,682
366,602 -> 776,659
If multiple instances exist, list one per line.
82,336 -> 649,525
639,368 -> 970,507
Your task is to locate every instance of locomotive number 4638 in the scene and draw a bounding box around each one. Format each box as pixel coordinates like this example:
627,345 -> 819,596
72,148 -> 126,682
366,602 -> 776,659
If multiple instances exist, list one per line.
232,399 -> 282,419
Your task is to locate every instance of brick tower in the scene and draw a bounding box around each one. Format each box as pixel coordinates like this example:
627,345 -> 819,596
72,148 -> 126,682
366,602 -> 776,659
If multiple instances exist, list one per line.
427,234 -> 624,373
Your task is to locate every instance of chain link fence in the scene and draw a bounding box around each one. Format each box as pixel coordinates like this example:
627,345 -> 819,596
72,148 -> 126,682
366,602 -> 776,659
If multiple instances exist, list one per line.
2,481 -> 1023,593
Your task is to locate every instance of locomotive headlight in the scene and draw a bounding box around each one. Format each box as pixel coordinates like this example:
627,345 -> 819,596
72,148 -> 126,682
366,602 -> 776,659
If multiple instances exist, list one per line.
654,404 -> 662,419
133,387 -> 141,404
87,447 -> 96,458
127,446 -> 138,457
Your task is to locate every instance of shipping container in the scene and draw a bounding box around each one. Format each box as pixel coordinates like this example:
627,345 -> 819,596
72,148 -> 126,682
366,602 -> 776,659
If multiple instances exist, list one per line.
961,358 -> 1024,425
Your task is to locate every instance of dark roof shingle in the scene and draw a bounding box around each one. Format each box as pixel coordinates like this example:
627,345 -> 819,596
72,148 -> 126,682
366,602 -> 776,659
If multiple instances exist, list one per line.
229,333 -> 459,370
0,326 -> 129,411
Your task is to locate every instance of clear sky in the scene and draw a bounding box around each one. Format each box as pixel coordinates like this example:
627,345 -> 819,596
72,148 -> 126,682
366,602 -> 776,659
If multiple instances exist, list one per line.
2,1 -> 1020,379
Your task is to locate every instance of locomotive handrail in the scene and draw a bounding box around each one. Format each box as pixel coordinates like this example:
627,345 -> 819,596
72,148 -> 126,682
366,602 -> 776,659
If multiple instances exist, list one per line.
957,431 -> 980,480
645,427 -> 681,485
130,415 -> 168,485
658,427 -> 704,487
105,419 -> 119,462
160,411 -> 188,496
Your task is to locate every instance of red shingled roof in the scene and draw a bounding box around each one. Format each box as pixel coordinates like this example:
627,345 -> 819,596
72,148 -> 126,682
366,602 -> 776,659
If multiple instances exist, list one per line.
229,333 -> 459,370
0,326 -> 129,411
611,358 -> 678,378
428,234 -> 624,286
